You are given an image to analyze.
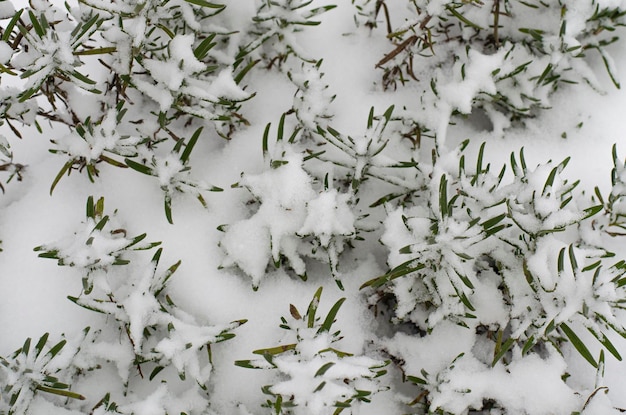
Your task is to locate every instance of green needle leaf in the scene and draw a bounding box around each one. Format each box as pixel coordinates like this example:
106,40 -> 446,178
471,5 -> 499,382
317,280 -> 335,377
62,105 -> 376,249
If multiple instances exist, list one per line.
561,323 -> 597,368
319,297 -> 346,333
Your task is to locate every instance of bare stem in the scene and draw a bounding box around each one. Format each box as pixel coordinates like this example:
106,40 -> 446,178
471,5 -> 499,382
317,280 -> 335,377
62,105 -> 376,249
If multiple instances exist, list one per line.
493,0 -> 501,48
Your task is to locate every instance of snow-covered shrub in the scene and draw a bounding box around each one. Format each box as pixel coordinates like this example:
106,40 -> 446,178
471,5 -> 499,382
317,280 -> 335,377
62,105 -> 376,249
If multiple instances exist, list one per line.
0,133 -> 23,194
360,141 -> 626,413
236,287 -> 388,415
34,196 -> 246,412
592,144 -> 626,235
70,247 -> 244,382
236,1 -> 339,139
34,196 -> 161,293
124,126 -> 224,223
289,59 -> 336,131
0,0 -> 252,206
316,105 -> 399,193
48,104 -> 141,189
220,142 -> 357,288
354,0 -> 626,139
0,0 -> 339,222
89,385 -> 216,415
394,335 -> 586,414
0,332 -> 86,415
2,1 -> 626,414
244,0 -> 337,66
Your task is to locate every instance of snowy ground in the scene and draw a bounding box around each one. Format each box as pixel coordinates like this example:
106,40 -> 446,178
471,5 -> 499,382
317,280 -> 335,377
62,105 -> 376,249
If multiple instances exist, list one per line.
2,0 -> 626,414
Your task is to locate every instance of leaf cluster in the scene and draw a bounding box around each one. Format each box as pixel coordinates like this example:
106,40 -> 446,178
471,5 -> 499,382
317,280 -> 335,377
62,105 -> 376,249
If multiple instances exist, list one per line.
235,287 -> 387,415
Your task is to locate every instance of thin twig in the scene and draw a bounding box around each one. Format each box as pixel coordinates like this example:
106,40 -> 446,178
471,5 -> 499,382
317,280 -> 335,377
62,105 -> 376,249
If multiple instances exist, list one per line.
376,15 -> 432,68
493,0 -> 501,48
376,35 -> 418,68
377,1 -> 393,35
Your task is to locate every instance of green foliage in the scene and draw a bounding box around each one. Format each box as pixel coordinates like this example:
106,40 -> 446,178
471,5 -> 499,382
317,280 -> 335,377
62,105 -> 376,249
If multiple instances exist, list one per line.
356,139 -> 626,412
0,0 -> 258,203
125,127 -> 223,223
316,105 -> 396,193
34,196 -> 161,293
593,144 -> 626,235
245,0 -> 337,64
0,332 -> 86,415
235,287 -> 387,414
221,131 -> 360,289
354,0 -> 626,140
30,195 -> 246,411
65,244 -> 246,386
1,1 -> 626,414
0,134 -> 24,194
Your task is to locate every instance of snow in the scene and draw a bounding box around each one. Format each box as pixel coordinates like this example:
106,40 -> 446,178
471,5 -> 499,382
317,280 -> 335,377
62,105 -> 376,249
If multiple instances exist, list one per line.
298,189 -> 355,247
3,0 -> 626,414
421,0 -> 450,16
427,351 -> 580,414
470,276 -> 508,328
0,40 -> 12,64
386,324 -> 582,414
117,385 -> 209,415
440,49 -> 503,115
581,388 -> 625,414
207,68 -> 251,101
0,2 -> 15,20
219,215 -> 272,286
270,353 -> 381,415
28,398 -> 85,415
220,151 -> 321,284
135,35 -> 249,113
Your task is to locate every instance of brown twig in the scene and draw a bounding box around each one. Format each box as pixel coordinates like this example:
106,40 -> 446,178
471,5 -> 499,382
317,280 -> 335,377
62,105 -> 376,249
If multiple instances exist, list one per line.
375,14 -> 433,68
493,0 -> 501,48
419,14 -> 433,30
376,35 -> 418,68
376,1 -> 393,35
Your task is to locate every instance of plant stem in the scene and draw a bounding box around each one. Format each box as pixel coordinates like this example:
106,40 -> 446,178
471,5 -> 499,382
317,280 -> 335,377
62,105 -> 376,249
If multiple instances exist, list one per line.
493,0 -> 501,48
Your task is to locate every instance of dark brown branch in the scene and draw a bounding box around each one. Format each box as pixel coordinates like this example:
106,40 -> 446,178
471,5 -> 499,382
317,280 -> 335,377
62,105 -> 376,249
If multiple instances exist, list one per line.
375,14 -> 433,68
376,35 -> 418,68
493,0 -> 501,48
